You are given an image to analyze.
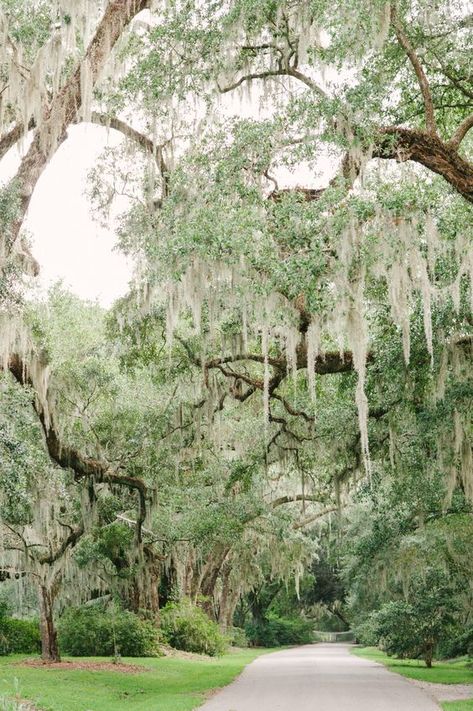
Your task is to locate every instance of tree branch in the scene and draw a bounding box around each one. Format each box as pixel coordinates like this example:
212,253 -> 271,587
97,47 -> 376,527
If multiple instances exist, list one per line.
203,349 -> 355,377
217,69 -> 294,93
0,119 -> 35,161
374,126 -> 473,203
449,112 -> 473,149
287,67 -> 327,97
38,523 -> 85,566
217,66 -> 326,98
7,352 -> 149,543
271,494 -> 322,508
293,506 -> 339,530
391,7 -> 437,134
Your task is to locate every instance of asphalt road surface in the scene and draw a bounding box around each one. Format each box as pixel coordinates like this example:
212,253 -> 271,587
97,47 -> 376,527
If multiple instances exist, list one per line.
198,643 -> 441,711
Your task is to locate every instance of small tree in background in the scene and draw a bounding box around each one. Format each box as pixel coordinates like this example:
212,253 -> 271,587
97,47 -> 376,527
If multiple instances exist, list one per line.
371,571 -> 456,667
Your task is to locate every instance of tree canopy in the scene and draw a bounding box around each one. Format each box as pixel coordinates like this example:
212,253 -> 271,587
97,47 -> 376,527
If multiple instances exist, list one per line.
0,0 -> 471,662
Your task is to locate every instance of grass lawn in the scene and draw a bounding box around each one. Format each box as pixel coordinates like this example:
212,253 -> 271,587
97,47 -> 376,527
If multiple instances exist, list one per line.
352,647 -> 473,685
0,648 -> 274,711
442,702 -> 473,711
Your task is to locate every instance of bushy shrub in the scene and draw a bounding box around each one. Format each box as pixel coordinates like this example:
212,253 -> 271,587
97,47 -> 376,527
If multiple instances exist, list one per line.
438,626 -> 473,659
353,617 -> 380,647
58,604 -> 158,657
160,599 -> 227,656
225,626 -> 248,647
245,614 -> 313,647
0,617 -> 41,655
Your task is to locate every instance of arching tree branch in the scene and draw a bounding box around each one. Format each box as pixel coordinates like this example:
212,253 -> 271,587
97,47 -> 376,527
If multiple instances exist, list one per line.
217,65 -> 326,98
449,113 -> 473,149
373,126 -> 473,203
6,352 -> 149,542
271,493 -> 322,508
294,506 -> 339,529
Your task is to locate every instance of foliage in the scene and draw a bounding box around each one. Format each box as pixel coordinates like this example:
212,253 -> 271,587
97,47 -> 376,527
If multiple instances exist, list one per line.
0,617 -> 40,656
225,626 -> 248,647
160,599 -> 227,657
58,604 -> 158,657
353,617 -> 379,648
245,614 -> 313,647
367,571 -> 457,667
438,626 -> 473,661
1,0 -> 473,670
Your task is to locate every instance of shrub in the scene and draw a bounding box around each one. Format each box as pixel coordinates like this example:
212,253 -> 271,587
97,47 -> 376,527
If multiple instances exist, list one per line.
245,614 -> 313,647
58,603 -> 158,656
353,616 -> 380,647
226,626 -> 248,647
438,626 -> 473,659
364,570 -> 457,667
0,617 -> 41,655
160,599 -> 227,656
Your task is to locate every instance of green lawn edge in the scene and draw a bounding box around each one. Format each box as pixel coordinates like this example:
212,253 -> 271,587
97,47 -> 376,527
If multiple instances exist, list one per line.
352,647 -> 473,684
0,647 -> 278,711
442,702 -> 473,711
352,647 -> 473,711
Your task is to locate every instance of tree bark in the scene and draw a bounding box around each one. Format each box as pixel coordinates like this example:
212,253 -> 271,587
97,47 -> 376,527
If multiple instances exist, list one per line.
424,641 -> 434,668
38,585 -> 60,662
217,563 -> 241,632
129,547 -> 160,621
374,127 -> 473,204
197,546 -> 231,619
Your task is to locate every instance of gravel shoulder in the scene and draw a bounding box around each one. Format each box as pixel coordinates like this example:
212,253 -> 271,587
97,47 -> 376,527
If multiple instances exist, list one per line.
409,679 -> 473,703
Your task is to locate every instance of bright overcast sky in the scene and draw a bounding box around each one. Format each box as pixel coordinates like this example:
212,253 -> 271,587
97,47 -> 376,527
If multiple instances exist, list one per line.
0,125 -> 132,308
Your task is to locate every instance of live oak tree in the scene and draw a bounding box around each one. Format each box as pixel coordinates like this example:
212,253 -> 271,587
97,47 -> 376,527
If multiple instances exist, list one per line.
0,369 -> 85,661
0,0 -> 472,658
1,286 -> 321,655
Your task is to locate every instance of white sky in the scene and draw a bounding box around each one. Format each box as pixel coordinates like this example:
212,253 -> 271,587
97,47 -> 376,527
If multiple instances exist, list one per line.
0,125 -> 132,308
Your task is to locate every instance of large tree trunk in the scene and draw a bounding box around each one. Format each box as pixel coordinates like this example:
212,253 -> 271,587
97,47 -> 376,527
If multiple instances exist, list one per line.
424,641 -> 434,668
129,547 -> 160,621
216,561 -> 241,633
38,585 -> 60,662
199,546 -> 231,620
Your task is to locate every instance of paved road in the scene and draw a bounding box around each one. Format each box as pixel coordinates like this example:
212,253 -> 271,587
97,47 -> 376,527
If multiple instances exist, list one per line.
198,644 -> 440,710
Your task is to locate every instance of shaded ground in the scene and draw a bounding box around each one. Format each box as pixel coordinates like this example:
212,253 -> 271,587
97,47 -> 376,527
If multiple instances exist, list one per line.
198,643 -> 440,710
19,658 -> 146,673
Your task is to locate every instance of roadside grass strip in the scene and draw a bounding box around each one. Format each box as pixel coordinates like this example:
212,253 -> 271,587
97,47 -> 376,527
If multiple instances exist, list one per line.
0,648 -> 272,711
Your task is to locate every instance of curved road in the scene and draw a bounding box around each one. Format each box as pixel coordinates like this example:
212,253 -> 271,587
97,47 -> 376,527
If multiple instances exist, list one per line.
198,644 -> 440,711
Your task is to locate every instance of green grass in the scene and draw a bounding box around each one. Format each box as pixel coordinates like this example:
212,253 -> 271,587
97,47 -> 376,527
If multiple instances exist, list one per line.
442,702 -> 473,711
0,648 -> 274,711
352,647 -> 473,685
